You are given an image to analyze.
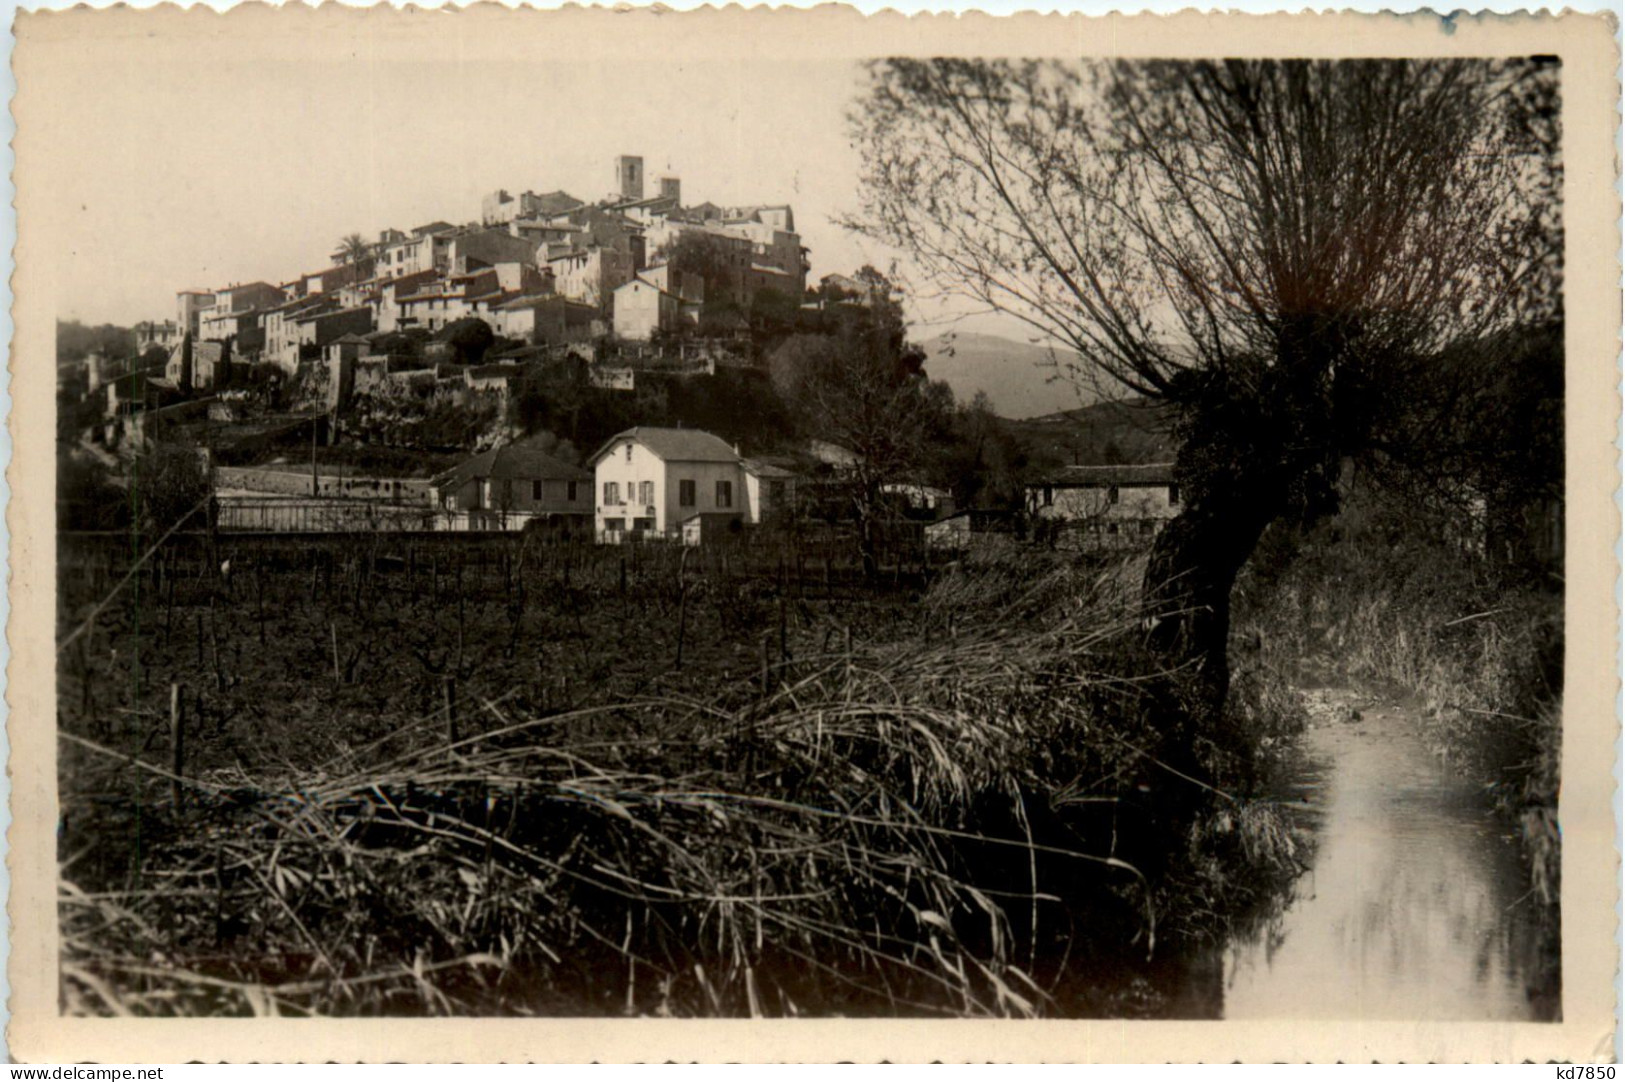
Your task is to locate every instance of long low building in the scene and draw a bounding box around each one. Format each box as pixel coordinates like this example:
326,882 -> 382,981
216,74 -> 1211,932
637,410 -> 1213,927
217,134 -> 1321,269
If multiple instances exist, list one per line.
214,495 -> 437,533
215,464 -> 434,504
431,440 -> 594,533
1026,462 -> 1180,550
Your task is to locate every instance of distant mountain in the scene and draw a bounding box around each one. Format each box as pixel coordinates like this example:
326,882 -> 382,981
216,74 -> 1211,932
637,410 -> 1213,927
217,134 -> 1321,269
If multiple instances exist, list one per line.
1002,397 -> 1177,476
919,332 -> 1100,420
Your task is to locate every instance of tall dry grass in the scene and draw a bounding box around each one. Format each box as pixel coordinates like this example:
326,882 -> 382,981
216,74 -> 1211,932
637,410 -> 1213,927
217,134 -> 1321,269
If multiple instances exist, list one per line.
65,550 -> 1300,1018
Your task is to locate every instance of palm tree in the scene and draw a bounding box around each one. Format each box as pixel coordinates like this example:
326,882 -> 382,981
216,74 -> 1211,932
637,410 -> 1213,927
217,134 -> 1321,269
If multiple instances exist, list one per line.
335,233 -> 373,275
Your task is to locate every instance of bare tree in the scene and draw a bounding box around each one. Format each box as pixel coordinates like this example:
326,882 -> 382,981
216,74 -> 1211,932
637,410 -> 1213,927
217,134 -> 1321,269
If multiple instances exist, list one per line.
769,282 -> 950,577
847,58 -> 1559,732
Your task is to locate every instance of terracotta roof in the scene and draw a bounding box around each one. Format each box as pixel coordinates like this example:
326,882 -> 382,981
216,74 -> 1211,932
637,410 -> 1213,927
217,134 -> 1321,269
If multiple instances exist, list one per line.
295,305 -> 371,324
384,270 -> 441,295
615,276 -> 681,301
432,441 -> 590,491
740,458 -> 796,479
495,294 -> 571,312
273,296 -> 335,317
515,219 -> 584,233
591,426 -> 739,466
466,364 -> 521,380
532,191 -> 585,216
1041,463 -> 1176,486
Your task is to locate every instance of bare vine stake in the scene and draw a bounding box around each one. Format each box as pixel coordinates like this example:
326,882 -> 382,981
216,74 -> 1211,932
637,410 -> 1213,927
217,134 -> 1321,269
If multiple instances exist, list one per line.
674,549 -> 690,671
79,638 -> 92,719
779,589 -> 788,663
169,682 -> 185,813
210,599 -> 225,692
444,676 -> 459,746
456,562 -> 465,638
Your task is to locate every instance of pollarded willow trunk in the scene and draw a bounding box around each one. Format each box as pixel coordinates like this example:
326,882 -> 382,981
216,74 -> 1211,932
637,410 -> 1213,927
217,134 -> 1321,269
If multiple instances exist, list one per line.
1142,473 -> 1284,735
1103,467 -> 1291,881
1141,337 -> 1350,784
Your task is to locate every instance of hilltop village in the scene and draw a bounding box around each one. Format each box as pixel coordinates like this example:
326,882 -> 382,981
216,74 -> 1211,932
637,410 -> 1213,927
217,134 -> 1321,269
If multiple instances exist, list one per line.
58,154 -> 1181,551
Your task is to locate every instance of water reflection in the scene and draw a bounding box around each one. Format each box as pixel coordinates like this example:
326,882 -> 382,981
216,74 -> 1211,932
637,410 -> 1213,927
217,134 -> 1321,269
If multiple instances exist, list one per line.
1212,695 -> 1555,1021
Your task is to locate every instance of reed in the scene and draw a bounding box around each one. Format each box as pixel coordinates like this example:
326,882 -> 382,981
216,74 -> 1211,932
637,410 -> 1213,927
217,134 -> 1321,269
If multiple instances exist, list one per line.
60,555 -> 1217,1018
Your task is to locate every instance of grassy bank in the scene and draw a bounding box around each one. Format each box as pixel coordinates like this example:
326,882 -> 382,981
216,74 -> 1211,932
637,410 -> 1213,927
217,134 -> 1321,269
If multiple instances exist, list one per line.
59,540 -> 1302,1017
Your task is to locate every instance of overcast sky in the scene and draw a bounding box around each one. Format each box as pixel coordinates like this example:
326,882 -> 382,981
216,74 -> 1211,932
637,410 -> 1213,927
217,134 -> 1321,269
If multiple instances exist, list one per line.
28,30 -> 972,331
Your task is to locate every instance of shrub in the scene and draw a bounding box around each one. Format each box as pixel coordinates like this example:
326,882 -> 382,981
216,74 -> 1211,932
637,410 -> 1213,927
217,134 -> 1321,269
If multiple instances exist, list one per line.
128,442 -> 210,536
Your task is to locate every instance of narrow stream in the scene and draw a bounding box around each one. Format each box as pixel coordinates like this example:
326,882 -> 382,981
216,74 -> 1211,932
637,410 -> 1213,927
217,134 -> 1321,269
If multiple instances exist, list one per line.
1202,688 -> 1557,1021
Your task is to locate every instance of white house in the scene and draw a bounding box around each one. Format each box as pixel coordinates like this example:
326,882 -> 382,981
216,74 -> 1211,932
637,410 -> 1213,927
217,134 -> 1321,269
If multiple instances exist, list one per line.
1026,462 -> 1180,549
589,426 -> 746,543
612,276 -> 680,341
741,458 -> 797,525
374,270 -> 442,334
377,226 -> 454,280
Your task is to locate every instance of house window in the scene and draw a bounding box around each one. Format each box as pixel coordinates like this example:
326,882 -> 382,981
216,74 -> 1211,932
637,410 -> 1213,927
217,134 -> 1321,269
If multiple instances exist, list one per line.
625,443 -> 633,462
567,481 -> 579,502
1108,485 -> 1120,504
532,480 -> 543,501
639,480 -> 655,506
679,479 -> 696,507
604,481 -> 620,505
1168,484 -> 1180,505
1107,523 -> 1119,536
1043,485 -> 1053,506
716,480 -> 733,509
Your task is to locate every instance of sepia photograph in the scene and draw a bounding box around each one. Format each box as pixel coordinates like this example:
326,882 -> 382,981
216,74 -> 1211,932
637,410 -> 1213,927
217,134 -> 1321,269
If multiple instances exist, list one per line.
9,4 -> 1618,1063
